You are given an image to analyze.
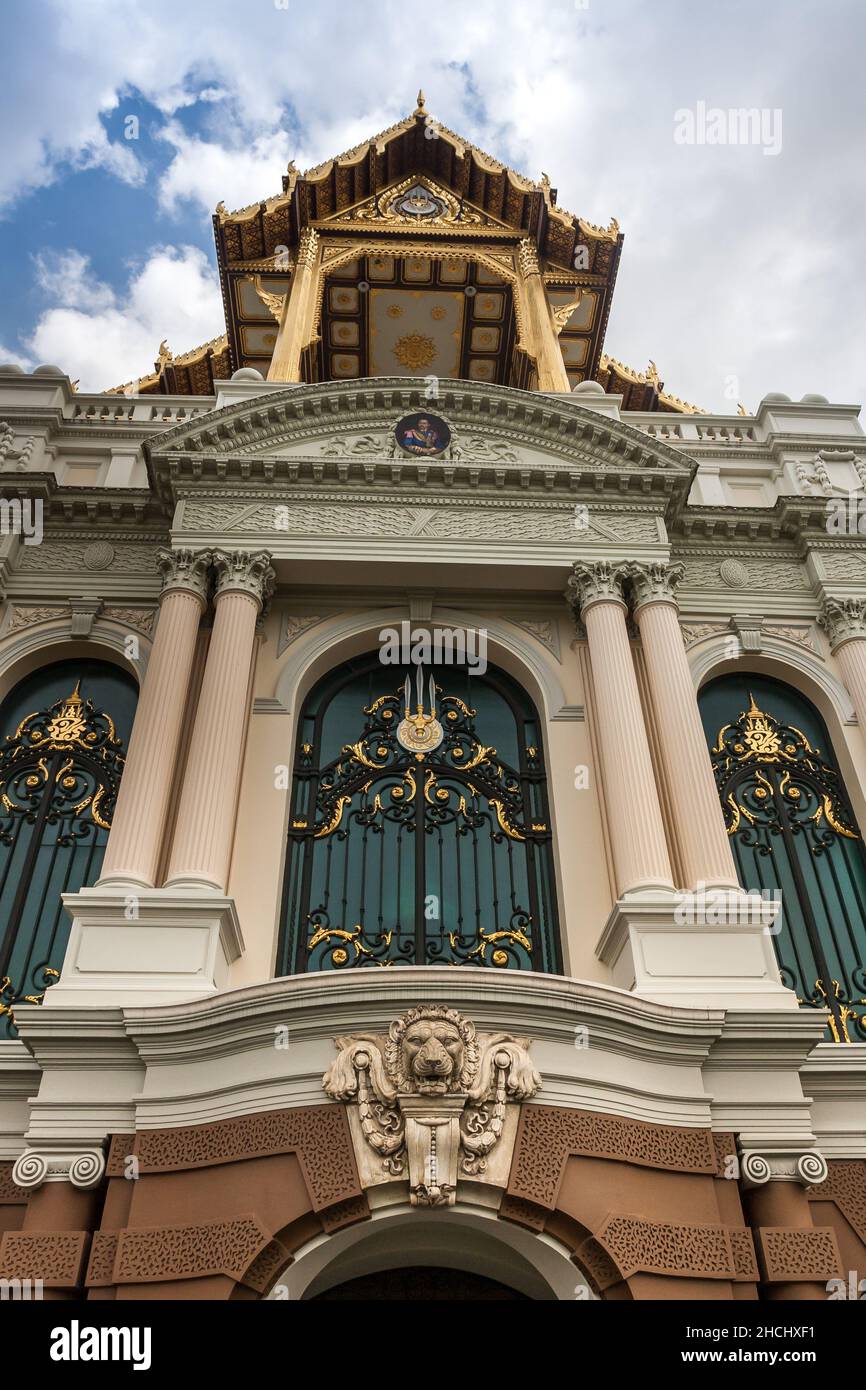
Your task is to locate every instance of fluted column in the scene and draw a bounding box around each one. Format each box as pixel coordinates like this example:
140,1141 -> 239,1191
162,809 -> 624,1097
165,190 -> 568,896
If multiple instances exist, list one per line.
166,550 -> 275,892
818,596 -> 866,734
99,548 -> 211,888
629,562 -> 739,889
517,238 -> 570,393
267,228 -> 320,383
566,562 -> 673,895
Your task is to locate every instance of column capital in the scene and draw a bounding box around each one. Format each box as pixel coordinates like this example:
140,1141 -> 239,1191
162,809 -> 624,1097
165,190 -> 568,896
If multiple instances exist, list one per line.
627,560 -> 685,612
213,549 -> 276,613
297,225 -> 320,269
156,547 -> 212,608
565,560 -> 628,616
817,594 -> 866,650
12,1148 -> 105,1191
740,1150 -> 828,1190
517,237 -> 541,278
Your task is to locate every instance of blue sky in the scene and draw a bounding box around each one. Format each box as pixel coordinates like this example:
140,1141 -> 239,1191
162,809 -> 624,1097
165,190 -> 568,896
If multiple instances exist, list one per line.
1,0 -> 864,410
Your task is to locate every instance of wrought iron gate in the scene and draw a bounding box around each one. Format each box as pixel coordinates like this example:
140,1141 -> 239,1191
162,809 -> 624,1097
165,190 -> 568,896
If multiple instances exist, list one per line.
0,680 -> 127,1035
278,660 -> 560,973
708,684 -> 866,1042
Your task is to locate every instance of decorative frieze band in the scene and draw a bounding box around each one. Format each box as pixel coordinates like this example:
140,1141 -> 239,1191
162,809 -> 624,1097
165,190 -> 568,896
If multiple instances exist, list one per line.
755,1227 -> 842,1283
105,1106 -> 362,1212
805,1159 -> 866,1244
0,1161 -> 29,1204
596,1213 -> 759,1283
501,1197 -> 758,1285
86,1218 -> 295,1291
507,1106 -> 719,1211
0,1230 -> 89,1288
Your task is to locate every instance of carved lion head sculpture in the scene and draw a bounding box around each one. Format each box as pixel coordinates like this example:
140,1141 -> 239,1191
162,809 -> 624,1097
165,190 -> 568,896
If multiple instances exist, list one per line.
384,1005 -> 480,1096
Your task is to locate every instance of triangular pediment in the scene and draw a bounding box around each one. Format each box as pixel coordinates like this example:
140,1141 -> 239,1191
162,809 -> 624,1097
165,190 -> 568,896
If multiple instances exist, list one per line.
321,174 -> 513,231
148,379 -> 696,483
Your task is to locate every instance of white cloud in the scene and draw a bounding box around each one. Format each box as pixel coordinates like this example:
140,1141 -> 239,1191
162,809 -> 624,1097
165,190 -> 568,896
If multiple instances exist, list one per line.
157,122 -> 293,214
27,246 -> 224,392
0,343 -> 35,372
33,250 -> 115,313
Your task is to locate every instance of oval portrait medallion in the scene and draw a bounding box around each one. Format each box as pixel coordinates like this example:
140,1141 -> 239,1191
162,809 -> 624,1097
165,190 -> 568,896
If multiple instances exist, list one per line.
394,411 -> 451,457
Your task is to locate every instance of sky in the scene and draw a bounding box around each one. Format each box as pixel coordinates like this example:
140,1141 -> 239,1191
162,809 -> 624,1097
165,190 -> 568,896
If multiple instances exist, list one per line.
0,0 -> 864,411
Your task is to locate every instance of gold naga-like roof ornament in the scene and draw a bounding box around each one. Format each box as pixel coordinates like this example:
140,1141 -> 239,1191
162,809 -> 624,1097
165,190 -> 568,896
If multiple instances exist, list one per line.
599,353 -> 704,414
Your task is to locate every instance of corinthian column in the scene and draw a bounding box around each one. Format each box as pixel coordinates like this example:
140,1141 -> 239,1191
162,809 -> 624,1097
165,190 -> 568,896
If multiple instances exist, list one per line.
566,562 -> 673,894
267,228 -> 320,383
629,562 -> 739,890
818,596 -> 866,734
517,238 -> 570,393
166,550 -> 275,892
98,548 -> 211,888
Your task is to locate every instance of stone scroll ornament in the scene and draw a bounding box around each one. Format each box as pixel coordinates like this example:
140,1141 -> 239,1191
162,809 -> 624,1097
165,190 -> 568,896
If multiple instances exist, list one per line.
323,1005 -> 540,1207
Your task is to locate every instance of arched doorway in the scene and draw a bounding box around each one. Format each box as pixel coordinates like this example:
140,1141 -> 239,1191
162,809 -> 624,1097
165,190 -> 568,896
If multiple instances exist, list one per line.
310,1267 -> 529,1300
266,1205 -> 587,1301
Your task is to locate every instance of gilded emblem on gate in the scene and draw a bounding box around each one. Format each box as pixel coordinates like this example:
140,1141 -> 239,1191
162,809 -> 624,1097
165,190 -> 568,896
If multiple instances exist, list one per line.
396,668 -> 444,754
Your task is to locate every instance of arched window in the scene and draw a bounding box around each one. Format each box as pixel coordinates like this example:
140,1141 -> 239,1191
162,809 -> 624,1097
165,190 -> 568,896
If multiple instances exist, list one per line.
700,674 -> 866,1042
0,659 -> 137,1036
277,655 -> 560,974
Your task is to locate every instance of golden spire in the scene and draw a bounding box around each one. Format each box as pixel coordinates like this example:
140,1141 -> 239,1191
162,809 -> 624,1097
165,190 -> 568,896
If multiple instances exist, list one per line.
746,691 -> 762,718
414,89 -> 426,116
66,680 -> 83,705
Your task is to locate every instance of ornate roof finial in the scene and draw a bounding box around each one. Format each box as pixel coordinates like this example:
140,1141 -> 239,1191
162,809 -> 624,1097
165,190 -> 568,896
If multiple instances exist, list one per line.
415,89 -> 426,115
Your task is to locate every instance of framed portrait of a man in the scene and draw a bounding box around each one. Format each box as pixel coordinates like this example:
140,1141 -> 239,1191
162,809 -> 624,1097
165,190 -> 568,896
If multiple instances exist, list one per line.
394,411 -> 451,457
